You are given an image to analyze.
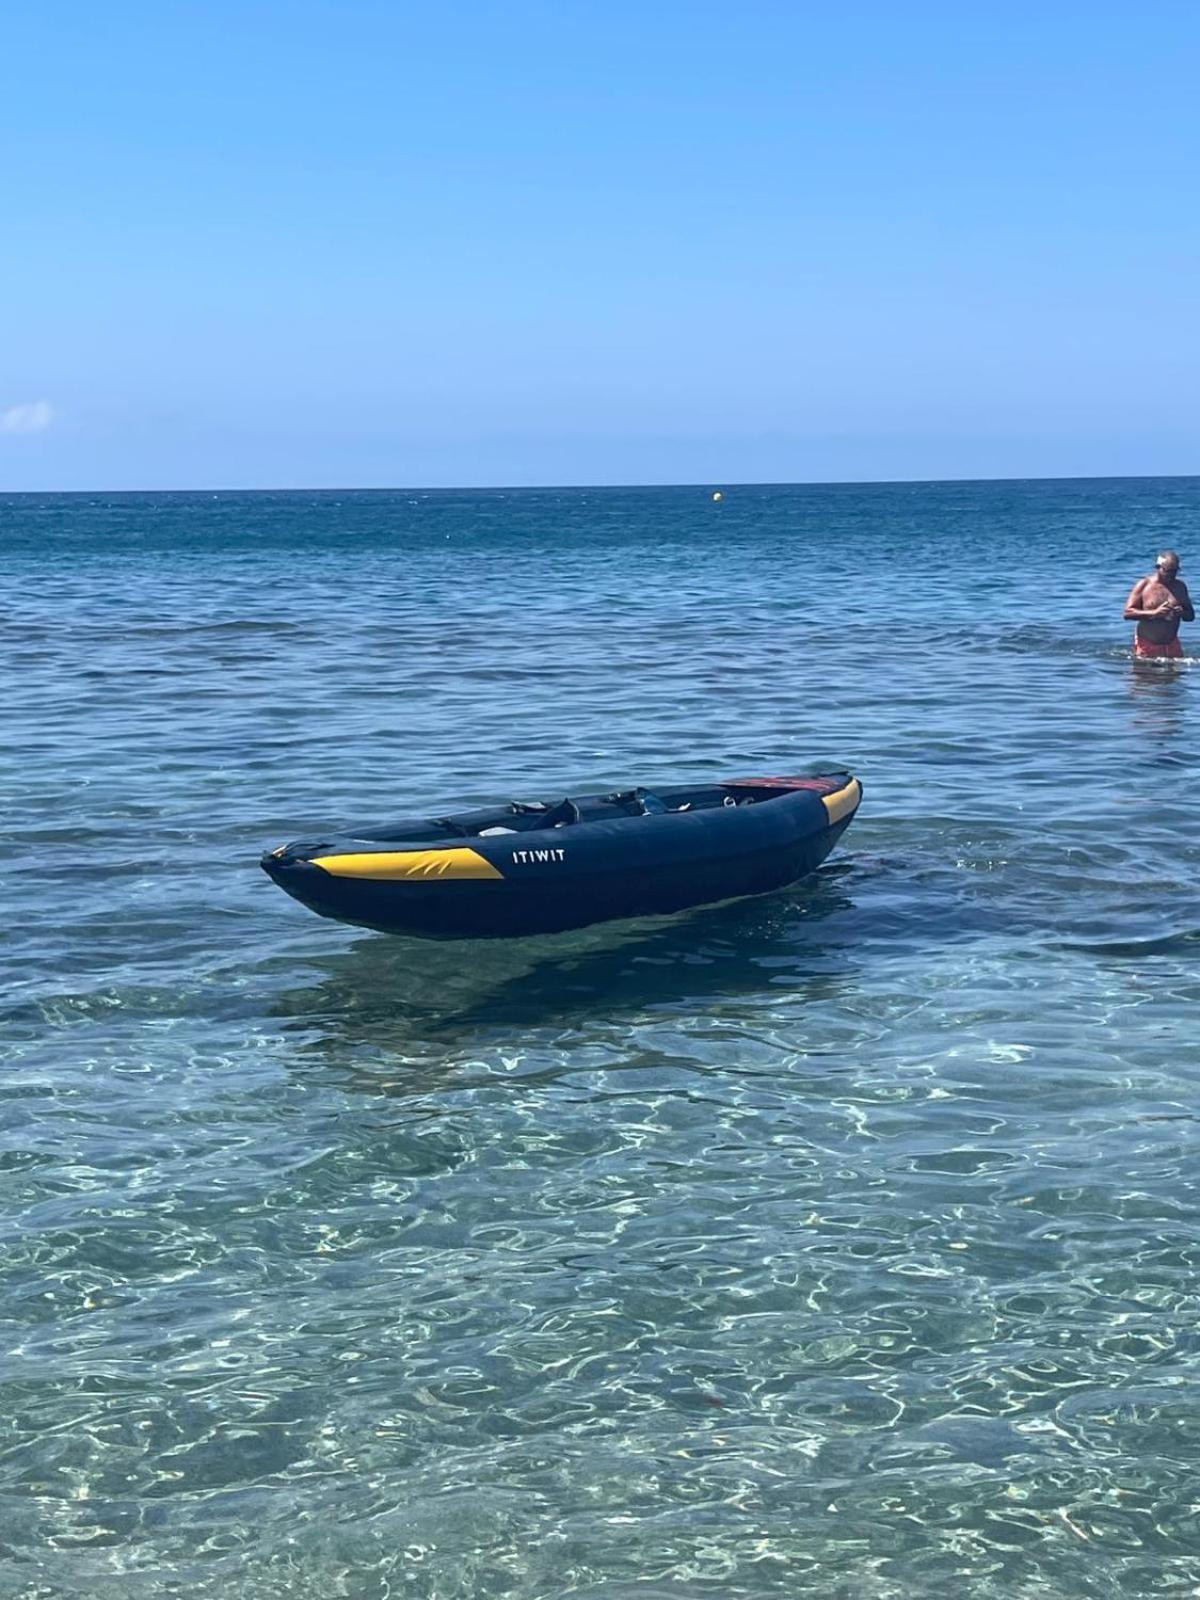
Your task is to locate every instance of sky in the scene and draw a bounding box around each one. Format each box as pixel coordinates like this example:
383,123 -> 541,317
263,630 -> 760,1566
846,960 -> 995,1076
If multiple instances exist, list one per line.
2,1 -> 1198,489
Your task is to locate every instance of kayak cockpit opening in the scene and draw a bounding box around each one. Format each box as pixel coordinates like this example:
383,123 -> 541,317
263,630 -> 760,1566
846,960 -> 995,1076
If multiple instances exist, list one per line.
266,772 -> 856,861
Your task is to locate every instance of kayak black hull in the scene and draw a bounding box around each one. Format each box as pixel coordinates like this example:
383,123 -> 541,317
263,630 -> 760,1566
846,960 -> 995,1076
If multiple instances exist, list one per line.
262,774 -> 862,940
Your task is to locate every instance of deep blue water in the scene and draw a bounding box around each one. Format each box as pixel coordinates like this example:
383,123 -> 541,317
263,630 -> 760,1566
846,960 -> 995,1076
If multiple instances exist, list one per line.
3,479 -> 1200,1598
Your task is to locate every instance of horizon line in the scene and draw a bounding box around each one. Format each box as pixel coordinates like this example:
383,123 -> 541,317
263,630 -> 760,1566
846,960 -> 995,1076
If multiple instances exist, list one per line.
2,470 -> 1199,497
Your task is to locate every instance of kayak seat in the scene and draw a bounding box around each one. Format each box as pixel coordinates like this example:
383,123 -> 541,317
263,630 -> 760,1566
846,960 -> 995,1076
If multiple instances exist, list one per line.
606,788 -> 668,817
532,798 -> 581,829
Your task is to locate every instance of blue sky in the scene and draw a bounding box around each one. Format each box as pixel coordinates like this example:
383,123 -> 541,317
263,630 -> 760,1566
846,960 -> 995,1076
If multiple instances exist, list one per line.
2,2 -> 1197,488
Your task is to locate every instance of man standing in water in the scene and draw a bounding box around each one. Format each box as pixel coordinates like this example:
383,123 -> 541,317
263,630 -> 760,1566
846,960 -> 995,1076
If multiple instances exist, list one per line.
1124,550 -> 1194,658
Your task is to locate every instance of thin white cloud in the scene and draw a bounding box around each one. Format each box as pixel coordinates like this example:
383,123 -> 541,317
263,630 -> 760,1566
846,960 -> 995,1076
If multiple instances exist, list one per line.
0,400 -> 55,435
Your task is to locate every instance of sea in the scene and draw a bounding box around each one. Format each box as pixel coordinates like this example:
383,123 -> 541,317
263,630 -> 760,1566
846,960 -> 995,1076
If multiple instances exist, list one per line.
3,478 -> 1200,1600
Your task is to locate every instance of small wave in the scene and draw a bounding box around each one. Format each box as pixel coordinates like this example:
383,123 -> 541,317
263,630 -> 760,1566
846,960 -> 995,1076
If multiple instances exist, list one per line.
994,626 -> 1140,662
1058,929 -> 1200,957
116,618 -> 310,638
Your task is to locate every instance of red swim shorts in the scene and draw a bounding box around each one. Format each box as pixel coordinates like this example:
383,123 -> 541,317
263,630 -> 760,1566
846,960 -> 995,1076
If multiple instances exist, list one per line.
1134,633 -> 1184,659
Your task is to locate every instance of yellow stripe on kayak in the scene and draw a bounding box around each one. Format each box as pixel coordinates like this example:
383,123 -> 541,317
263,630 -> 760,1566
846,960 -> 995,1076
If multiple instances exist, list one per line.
310,847 -> 503,881
821,777 -> 862,825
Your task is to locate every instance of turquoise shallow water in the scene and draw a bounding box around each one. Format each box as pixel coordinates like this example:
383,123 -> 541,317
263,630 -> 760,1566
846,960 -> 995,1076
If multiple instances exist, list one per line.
3,478 -> 1200,1598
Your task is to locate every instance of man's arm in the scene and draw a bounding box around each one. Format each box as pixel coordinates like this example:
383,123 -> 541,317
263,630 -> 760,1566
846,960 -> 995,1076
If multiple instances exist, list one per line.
1178,581 -> 1195,622
1124,579 -> 1150,619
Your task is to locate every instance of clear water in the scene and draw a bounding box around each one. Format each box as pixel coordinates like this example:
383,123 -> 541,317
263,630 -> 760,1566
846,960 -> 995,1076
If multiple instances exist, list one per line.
3,479 -> 1200,1598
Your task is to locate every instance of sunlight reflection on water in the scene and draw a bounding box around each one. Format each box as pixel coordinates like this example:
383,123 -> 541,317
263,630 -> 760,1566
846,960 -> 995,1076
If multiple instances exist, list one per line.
2,480 -> 1200,1597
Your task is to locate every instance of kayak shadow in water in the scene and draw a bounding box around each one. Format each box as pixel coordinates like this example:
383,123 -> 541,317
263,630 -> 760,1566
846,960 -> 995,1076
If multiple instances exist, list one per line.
269,866 -> 864,1056
267,846 -> 1008,1068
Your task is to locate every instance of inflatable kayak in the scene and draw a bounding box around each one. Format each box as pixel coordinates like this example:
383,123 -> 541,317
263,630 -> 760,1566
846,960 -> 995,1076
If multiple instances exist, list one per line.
261,771 -> 862,940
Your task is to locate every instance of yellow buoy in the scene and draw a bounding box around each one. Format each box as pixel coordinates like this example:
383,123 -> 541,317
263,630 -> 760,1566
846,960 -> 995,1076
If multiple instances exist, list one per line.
712,491 -> 723,502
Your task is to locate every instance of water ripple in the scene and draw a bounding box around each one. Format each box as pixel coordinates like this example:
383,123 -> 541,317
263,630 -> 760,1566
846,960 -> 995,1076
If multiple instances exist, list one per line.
3,481 -> 1200,1597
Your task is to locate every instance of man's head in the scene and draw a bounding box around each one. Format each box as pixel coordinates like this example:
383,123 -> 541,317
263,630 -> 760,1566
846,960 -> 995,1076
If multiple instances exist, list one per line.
1156,550 -> 1181,579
